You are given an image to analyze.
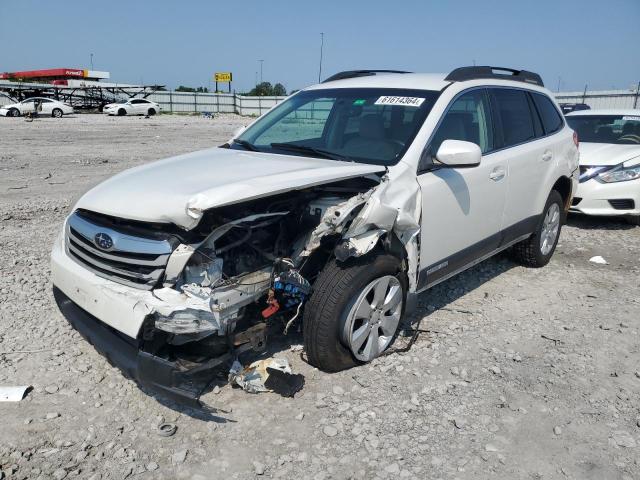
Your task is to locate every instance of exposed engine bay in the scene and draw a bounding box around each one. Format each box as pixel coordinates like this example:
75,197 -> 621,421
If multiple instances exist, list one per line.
133,175 -> 387,392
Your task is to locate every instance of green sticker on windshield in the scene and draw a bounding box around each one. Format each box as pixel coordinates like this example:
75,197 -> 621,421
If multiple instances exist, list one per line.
353,99 -> 366,106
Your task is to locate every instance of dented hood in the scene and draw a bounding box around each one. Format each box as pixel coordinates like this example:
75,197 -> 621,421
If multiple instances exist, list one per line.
75,147 -> 384,229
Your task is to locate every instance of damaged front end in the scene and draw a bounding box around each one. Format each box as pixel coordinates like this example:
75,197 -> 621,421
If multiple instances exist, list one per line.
54,166 -> 422,407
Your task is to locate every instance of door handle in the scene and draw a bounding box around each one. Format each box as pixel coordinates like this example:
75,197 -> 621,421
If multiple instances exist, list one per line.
489,168 -> 506,181
542,151 -> 553,162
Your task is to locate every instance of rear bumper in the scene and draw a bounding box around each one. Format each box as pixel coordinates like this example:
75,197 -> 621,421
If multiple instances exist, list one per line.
570,178 -> 640,217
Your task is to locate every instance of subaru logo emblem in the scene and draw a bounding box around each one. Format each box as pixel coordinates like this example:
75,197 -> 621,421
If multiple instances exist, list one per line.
94,232 -> 114,251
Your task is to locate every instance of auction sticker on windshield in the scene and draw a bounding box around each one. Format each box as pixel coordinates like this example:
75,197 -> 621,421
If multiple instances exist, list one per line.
375,96 -> 425,107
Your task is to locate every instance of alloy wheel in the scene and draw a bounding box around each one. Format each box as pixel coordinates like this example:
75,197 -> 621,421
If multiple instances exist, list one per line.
342,275 -> 403,361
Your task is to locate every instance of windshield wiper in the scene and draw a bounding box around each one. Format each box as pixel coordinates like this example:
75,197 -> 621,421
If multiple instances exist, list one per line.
233,139 -> 260,151
270,142 -> 353,162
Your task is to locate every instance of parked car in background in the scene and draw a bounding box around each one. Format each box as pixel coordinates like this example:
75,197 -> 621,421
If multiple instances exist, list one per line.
566,109 -> 640,224
52,66 -> 578,406
103,98 -> 160,116
0,97 -> 73,117
560,103 -> 591,115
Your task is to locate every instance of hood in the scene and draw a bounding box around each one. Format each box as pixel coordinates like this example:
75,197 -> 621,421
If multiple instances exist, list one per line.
75,147 -> 385,229
579,143 -> 640,166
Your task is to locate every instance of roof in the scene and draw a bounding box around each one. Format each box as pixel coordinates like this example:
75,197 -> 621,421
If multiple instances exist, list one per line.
305,73 -> 451,91
305,71 -> 550,94
566,109 -> 640,116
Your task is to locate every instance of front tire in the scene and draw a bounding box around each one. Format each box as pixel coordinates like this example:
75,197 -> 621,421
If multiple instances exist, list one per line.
148,108 -> 156,116
303,254 -> 406,372
117,108 -> 126,116
8,108 -> 20,117
52,108 -> 63,118
510,190 -> 564,267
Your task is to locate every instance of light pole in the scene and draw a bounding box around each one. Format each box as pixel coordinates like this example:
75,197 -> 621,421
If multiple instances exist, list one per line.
259,60 -> 264,84
318,33 -> 324,83
90,53 -> 94,70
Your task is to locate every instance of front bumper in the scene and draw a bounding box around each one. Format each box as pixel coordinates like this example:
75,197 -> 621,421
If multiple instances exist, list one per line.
52,287 -> 247,407
51,229 -> 267,407
571,177 -> 640,217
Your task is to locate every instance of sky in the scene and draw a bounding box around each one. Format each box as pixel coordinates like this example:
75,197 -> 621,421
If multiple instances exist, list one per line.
0,0 -> 638,94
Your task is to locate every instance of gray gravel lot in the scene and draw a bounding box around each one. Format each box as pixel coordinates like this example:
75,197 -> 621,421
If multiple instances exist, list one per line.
1,114 -> 639,480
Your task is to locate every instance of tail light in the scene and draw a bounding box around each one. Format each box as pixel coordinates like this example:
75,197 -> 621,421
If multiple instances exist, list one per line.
573,130 -> 579,148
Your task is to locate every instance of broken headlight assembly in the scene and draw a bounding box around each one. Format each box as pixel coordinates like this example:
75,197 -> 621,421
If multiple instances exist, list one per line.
598,163 -> 640,183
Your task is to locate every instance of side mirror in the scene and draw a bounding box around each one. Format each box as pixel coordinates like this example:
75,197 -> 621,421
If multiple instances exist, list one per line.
435,140 -> 481,168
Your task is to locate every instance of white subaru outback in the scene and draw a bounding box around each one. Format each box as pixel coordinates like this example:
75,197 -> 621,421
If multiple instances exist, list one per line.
51,67 -> 579,406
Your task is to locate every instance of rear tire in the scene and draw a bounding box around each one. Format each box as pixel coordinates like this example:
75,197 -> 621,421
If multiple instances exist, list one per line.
117,108 -> 126,116
510,190 -> 564,268
52,108 -> 63,118
303,254 -> 406,372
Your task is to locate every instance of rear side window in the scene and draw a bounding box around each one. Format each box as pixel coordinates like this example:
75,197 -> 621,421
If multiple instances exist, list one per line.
532,93 -> 564,134
490,89 -> 535,147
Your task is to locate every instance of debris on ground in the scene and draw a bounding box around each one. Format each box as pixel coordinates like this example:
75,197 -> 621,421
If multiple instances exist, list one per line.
0,385 -> 31,402
229,357 -> 304,396
589,255 -> 608,264
156,423 -> 177,437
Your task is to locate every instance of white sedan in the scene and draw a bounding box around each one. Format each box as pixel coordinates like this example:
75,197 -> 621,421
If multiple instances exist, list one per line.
0,97 -> 73,118
566,109 -> 640,224
103,98 -> 160,116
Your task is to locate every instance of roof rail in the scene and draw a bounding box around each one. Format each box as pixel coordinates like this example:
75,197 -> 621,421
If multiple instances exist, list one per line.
445,66 -> 544,87
322,70 -> 412,83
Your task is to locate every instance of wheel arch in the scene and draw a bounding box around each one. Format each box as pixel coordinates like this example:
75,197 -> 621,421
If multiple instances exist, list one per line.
551,175 -> 573,213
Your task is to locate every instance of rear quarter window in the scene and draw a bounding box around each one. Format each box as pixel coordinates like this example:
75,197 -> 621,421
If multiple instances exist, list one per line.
532,93 -> 564,134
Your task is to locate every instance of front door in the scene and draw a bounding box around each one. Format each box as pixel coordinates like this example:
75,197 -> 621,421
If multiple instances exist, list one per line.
416,88 -> 507,289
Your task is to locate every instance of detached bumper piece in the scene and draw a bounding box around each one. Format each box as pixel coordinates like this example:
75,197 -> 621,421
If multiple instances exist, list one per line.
53,287 -> 265,408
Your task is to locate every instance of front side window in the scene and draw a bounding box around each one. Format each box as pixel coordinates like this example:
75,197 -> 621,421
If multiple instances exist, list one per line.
491,89 -> 536,147
566,115 -> 640,145
429,89 -> 494,154
532,93 -> 563,134
233,88 -> 440,165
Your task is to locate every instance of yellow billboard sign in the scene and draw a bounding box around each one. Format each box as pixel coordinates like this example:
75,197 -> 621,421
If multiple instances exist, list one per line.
214,72 -> 232,82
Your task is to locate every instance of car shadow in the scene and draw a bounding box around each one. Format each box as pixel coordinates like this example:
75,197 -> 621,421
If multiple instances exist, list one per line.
565,213 -> 635,231
150,254 -> 518,420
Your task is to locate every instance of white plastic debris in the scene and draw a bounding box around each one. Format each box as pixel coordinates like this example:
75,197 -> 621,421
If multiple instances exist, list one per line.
228,358 -> 292,394
0,386 -> 31,402
589,256 -> 608,265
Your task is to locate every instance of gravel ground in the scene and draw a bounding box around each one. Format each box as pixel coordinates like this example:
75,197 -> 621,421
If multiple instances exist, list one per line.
1,114 -> 639,480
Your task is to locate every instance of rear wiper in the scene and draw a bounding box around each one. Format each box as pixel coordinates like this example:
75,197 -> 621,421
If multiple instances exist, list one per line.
270,142 -> 353,162
233,139 -> 260,151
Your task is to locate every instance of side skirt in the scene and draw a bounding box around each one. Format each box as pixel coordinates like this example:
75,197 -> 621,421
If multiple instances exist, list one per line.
417,215 -> 539,292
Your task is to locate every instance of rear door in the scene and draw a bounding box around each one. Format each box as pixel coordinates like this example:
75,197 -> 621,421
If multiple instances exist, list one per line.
488,88 -> 553,236
417,88 -> 508,288
39,99 -> 54,115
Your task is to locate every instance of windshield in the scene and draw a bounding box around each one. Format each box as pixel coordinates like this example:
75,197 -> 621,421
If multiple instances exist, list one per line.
566,114 -> 640,145
233,88 -> 440,165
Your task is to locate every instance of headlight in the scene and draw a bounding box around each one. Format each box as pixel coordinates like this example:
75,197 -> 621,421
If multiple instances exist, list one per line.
598,164 -> 640,183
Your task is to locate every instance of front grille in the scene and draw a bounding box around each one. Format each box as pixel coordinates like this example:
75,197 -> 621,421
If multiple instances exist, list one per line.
608,199 -> 635,210
65,211 -> 174,290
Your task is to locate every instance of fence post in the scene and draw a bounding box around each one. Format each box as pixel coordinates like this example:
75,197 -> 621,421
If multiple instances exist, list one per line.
216,93 -> 220,113
169,91 -> 173,112
194,93 -> 197,113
